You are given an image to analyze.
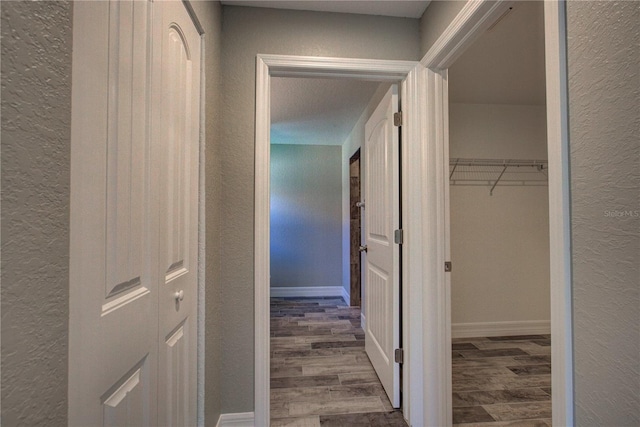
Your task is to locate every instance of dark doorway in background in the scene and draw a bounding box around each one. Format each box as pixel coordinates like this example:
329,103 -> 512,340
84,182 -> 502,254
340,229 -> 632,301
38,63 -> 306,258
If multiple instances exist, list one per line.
349,149 -> 362,307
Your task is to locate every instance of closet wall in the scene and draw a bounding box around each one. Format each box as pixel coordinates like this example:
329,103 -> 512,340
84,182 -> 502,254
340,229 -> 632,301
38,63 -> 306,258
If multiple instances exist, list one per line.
449,103 -> 550,336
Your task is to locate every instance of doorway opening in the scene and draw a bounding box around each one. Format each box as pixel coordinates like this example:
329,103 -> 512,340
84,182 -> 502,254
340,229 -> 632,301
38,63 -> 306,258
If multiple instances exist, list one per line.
268,77 -> 404,424
420,0 -> 573,425
446,2 -> 552,424
349,149 -> 362,308
254,55 -> 426,427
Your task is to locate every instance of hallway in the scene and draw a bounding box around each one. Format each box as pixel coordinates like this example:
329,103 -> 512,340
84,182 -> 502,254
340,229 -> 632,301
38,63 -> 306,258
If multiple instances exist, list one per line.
270,297 -> 407,426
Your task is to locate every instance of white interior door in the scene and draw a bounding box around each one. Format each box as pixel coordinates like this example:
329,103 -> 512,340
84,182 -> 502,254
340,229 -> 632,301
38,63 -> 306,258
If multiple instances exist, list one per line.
154,1 -> 201,426
69,1 -> 158,425
363,85 -> 401,408
69,1 -> 200,425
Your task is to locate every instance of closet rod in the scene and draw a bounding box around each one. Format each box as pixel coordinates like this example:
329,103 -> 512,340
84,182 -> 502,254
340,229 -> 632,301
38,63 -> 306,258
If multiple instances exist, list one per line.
449,158 -> 547,168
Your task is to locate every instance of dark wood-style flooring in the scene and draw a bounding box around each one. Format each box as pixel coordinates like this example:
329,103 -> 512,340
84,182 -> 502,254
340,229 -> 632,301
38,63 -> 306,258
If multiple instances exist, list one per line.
270,297 -> 407,426
452,335 -> 552,426
270,297 -> 552,426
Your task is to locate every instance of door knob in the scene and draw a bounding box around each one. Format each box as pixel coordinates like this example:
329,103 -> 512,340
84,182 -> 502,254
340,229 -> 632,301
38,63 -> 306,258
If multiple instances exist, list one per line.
174,290 -> 184,302
359,245 -> 368,253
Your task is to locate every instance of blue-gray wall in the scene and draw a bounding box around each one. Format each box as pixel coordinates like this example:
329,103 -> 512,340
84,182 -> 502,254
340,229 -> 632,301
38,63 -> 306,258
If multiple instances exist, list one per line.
271,144 -> 342,289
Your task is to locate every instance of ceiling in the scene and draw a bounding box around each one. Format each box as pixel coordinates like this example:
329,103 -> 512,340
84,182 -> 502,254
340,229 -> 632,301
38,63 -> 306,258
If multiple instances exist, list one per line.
221,0 -> 431,18
271,77 -> 382,145
449,1 -> 546,105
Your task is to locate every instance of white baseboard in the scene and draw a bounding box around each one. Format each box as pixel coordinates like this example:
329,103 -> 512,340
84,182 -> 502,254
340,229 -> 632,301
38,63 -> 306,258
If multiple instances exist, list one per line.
270,286 -> 344,298
361,313 -> 366,330
216,412 -> 255,427
341,286 -> 350,305
452,320 -> 551,339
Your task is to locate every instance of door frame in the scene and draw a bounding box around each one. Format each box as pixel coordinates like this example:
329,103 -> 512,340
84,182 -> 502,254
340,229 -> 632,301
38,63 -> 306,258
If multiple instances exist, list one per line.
420,1 -> 574,426
254,54 -> 427,426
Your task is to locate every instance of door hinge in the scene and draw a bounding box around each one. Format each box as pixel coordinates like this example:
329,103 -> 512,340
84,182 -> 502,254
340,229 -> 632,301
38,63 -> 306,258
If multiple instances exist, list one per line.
394,111 -> 402,127
394,229 -> 404,245
394,348 -> 404,364
445,261 -> 452,272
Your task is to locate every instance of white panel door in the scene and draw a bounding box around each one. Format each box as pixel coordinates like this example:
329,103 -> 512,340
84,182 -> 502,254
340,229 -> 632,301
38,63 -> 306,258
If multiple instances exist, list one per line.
69,1 -> 158,425
69,1 -> 200,425
363,85 -> 401,408
154,2 -> 201,426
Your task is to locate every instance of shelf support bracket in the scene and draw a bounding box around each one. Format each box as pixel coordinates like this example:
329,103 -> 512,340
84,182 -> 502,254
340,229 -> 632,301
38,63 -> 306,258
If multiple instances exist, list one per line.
490,165 -> 508,196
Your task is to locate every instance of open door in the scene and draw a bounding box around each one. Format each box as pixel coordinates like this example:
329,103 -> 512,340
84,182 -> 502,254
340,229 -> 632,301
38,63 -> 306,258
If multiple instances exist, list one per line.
363,85 -> 401,408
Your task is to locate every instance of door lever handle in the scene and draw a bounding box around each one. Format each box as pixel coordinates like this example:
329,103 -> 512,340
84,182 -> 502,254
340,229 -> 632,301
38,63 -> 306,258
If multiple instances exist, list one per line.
174,290 -> 184,302
359,245 -> 368,253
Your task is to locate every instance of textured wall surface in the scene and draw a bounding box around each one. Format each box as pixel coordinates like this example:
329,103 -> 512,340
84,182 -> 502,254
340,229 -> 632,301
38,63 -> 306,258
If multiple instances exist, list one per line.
449,104 -> 550,325
187,1 -> 225,425
219,6 -> 420,412
271,145 -> 342,288
0,1 -> 73,425
419,0 -> 466,56
567,1 -> 640,424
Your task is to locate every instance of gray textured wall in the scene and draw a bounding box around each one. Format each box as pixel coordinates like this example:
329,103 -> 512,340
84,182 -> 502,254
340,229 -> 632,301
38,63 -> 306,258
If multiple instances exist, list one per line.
270,144 -> 342,289
219,5 -> 420,413
566,1 -> 640,424
188,1 -> 225,425
420,0 -> 466,55
1,1 -> 73,425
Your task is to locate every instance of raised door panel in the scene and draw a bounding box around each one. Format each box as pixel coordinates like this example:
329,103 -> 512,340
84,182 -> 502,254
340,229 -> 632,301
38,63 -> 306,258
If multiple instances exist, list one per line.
101,356 -> 152,427
163,322 -> 190,426
104,0 -> 152,311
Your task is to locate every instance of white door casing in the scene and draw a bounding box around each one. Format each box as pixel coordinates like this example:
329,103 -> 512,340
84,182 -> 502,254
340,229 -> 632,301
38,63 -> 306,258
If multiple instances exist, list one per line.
155,2 -> 201,426
69,1 -> 201,425
254,56 -> 426,427
420,1 -> 574,425
363,85 -> 401,408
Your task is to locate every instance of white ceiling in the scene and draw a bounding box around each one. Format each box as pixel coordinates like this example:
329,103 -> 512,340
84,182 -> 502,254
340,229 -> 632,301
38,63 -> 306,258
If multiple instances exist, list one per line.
221,0 -> 431,18
271,77 -> 382,145
449,1 -> 546,105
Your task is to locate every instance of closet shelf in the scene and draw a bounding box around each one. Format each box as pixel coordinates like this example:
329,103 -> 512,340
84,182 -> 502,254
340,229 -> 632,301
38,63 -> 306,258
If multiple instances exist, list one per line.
449,158 -> 548,195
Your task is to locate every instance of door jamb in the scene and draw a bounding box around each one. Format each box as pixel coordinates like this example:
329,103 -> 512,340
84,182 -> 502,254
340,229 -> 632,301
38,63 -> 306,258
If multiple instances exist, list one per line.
420,1 -> 574,426
254,54 -> 426,427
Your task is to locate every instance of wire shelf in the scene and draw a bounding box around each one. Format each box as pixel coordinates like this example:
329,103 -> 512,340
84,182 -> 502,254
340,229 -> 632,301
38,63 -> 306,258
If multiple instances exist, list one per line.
449,158 -> 548,195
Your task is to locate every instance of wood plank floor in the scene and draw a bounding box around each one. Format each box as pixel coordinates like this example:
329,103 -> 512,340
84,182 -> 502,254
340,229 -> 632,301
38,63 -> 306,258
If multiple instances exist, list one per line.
270,297 -> 407,427
452,335 -> 552,426
270,297 -> 551,426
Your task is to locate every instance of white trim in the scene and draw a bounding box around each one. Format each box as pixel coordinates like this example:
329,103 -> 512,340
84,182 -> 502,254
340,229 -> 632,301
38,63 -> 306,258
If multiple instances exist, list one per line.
421,1 -> 513,69
452,321 -> 552,339
215,412 -> 255,427
420,0 -> 574,426
270,286 -> 345,298
544,2 -> 574,426
254,54 -> 426,427
341,286 -> 350,305
196,30 -> 206,427
254,56 -> 271,427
